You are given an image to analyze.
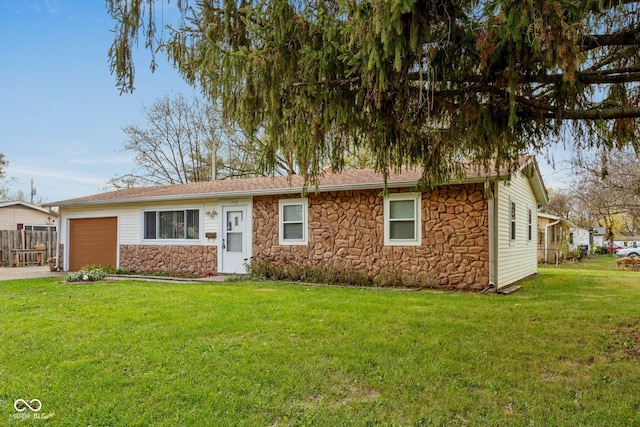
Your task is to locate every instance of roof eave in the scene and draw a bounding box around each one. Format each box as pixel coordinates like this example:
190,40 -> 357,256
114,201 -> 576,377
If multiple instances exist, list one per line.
521,157 -> 549,206
47,180 -> 410,207
2,200 -> 59,215
48,176 -> 496,208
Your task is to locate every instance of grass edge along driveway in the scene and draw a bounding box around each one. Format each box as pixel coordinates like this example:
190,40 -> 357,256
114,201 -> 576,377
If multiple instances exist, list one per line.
1,258 -> 639,426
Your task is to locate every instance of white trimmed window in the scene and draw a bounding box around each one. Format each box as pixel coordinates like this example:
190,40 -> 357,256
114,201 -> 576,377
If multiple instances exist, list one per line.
279,198 -> 308,245
510,196 -> 517,244
384,193 -> 422,246
527,206 -> 533,242
24,225 -> 57,231
143,208 -> 201,241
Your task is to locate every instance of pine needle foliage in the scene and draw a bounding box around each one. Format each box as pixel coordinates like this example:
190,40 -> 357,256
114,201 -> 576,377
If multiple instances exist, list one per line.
107,0 -> 640,188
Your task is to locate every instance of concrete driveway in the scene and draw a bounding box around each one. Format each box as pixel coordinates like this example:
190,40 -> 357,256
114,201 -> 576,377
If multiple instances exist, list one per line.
0,266 -> 67,281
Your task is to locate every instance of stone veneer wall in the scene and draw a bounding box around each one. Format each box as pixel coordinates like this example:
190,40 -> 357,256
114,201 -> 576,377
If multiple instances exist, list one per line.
119,245 -> 217,276
253,184 -> 489,290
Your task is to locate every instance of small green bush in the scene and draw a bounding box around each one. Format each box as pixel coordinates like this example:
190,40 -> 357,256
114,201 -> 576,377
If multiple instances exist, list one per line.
248,258 -> 372,285
566,250 -> 582,261
247,259 -> 287,280
246,258 -> 436,288
80,264 -> 117,274
67,269 -> 107,283
593,246 -> 608,255
373,271 -> 400,287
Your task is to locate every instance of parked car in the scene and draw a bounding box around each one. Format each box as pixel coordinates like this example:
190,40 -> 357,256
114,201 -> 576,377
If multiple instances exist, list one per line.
605,244 -> 624,253
616,247 -> 640,258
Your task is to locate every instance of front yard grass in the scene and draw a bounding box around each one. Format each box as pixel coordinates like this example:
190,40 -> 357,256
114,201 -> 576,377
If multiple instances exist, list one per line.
1,256 -> 639,426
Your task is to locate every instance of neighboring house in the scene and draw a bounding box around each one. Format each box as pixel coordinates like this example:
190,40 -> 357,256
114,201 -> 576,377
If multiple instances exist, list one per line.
568,225 -> 592,252
45,156 -> 548,291
0,201 -> 58,230
537,212 -> 572,263
592,227 -> 606,248
537,215 -> 601,261
615,236 -> 640,248
538,213 -> 560,262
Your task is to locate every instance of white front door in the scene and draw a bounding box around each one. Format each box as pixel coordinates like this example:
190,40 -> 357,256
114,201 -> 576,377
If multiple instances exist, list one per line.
221,204 -> 249,274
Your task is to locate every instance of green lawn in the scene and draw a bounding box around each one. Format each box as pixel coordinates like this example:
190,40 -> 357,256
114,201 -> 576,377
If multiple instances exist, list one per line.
1,256 -> 639,426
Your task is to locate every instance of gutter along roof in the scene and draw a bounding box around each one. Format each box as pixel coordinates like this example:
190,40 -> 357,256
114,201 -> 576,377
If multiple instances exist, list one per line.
46,156 -> 544,208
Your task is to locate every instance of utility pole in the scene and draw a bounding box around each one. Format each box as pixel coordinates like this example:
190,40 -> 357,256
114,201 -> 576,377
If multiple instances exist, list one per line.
30,178 -> 36,204
210,139 -> 218,181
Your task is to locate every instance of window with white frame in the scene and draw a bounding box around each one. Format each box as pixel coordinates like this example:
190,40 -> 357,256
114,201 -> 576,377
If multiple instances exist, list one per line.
527,207 -> 533,242
24,225 -> 57,232
279,198 -> 308,245
384,193 -> 421,246
510,197 -> 517,243
143,208 -> 201,240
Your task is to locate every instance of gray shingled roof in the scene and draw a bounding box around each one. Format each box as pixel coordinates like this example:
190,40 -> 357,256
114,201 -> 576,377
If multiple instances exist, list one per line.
46,156 -> 545,207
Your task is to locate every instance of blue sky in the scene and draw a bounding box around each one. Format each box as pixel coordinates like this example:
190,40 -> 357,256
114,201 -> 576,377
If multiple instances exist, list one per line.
0,0 -> 196,203
0,0 -> 572,204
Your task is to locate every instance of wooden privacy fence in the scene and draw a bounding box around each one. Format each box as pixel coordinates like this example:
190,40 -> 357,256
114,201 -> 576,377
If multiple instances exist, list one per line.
0,229 -> 58,266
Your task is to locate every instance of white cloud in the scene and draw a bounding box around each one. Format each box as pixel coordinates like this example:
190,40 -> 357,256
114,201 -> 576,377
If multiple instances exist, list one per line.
67,155 -> 133,167
9,165 -> 106,186
5,160 -> 116,201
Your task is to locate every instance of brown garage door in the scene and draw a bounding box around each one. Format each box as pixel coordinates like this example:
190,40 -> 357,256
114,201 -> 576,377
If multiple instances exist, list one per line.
69,217 -> 117,271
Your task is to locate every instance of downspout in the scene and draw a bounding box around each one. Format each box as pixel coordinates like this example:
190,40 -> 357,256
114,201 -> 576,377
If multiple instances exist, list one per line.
54,217 -> 62,271
544,219 -> 561,264
486,181 -> 498,289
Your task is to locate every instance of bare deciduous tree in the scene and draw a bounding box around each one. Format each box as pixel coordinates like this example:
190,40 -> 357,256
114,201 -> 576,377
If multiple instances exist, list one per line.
543,189 -> 576,221
108,94 -> 293,189
569,149 -> 640,239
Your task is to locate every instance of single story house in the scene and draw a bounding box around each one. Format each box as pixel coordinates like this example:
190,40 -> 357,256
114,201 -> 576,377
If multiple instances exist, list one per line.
614,236 -> 640,248
45,156 -> 548,291
592,227 -> 606,248
0,201 -> 58,231
537,212 -> 571,263
568,225 -> 592,252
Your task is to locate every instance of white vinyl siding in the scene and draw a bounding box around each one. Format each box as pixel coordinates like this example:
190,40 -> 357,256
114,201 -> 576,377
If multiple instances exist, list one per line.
495,172 -> 539,288
59,205 -> 122,246
59,199 -> 219,246
0,205 -> 56,230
